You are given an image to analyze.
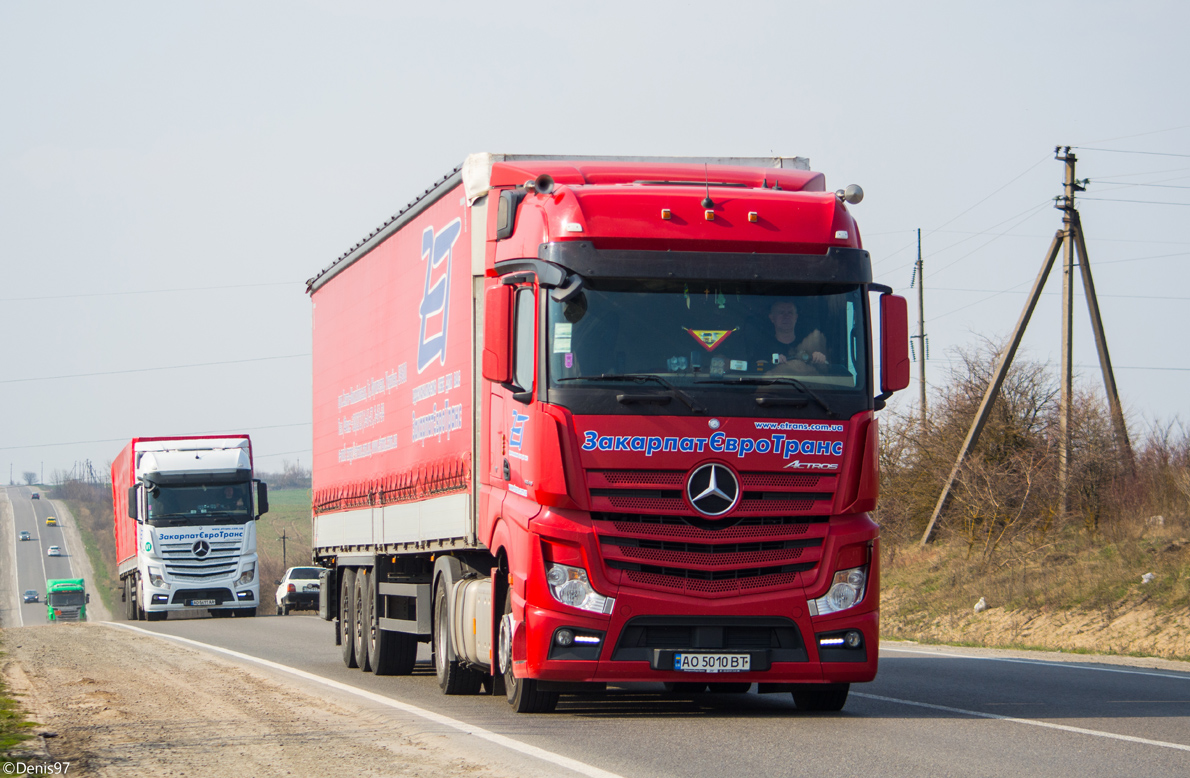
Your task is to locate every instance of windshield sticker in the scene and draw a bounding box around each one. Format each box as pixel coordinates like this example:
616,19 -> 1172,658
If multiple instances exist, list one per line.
553,323 -> 573,353
730,360 -> 747,371
564,353 -> 574,369
684,327 -> 737,352
581,430 -> 844,460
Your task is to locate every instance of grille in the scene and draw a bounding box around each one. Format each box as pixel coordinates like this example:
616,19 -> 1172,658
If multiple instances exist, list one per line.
588,470 -> 835,518
621,568 -> 806,596
160,540 -> 243,581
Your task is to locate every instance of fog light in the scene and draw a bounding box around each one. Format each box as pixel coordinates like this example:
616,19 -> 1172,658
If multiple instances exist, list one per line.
844,630 -> 863,648
152,594 -> 168,604
573,634 -> 601,644
555,629 -> 575,646
237,590 -> 254,601
819,636 -> 845,647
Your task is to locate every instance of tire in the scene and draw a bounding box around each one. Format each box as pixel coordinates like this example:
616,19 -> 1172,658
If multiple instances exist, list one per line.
340,568 -> 357,668
708,683 -> 752,694
500,590 -> 557,713
282,604 -> 290,616
663,682 -> 708,694
434,582 -> 483,694
354,568 -> 372,672
369,589 -> 417,676
135,577 -> 146,621
792,683 -> 850,712
124,576 -> 137,621
276,605 -> 283,616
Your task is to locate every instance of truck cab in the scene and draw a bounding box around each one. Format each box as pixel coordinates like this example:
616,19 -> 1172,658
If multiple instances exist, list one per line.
46,578 -> 88,622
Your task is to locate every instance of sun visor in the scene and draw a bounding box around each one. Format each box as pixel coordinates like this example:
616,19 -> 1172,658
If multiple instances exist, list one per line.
137,448 -> 252,482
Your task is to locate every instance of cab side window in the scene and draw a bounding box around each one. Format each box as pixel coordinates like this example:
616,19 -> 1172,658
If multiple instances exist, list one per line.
513,287 -> 536,392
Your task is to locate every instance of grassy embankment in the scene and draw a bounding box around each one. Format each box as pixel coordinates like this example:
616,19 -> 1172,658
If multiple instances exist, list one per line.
64,487 -> 313,616
0,637 -> 37,768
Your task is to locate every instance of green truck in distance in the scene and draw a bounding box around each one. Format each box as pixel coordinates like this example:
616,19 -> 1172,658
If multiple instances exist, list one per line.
46,578 -> 88,622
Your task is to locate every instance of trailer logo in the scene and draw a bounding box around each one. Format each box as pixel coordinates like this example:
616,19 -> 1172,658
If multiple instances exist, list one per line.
417,219 -> 462,373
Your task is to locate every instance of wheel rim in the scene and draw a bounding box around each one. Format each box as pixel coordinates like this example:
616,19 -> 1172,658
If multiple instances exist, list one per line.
435,593 -> 448,679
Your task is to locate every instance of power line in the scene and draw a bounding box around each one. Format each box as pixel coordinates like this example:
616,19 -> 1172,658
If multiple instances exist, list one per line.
1079,196 -> 1190,206
928,286 -> 1190,301
0,280 -> 306,303
1094,181 -> 1190,190
0,353 -> 310,385
1074,147 -> 1190,158
1074,124 -> 1190,146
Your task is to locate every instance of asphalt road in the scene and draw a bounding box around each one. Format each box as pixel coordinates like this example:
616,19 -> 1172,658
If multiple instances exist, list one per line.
5,485 -> 79,626
126,610 -> 1190,777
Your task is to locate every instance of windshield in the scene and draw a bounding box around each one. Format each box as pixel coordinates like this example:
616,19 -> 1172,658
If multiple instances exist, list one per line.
289,569 -> 321,580
547,279 -> 868,416
48,591 -> 84,607
146,481 -> 252,526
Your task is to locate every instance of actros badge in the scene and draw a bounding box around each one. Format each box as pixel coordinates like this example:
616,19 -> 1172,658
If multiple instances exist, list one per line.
686,463 -> 740,517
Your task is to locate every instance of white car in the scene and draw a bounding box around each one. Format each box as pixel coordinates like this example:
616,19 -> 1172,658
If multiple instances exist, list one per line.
47,545 -> 61,557
275,566 -> 322,615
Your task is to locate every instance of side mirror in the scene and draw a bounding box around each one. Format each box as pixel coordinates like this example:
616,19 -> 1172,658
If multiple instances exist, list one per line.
877,293 -> 911,408
482,283 -> 514,383
256,480 -> 269,517
127,486 -> 138,520
86,594 -> 91,603
274,580 -> 282,586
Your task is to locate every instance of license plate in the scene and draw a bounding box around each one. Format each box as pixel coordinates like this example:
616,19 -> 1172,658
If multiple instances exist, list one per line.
188,599 -> 216,606
674,653 -> 751,673
303,584 -> 319,592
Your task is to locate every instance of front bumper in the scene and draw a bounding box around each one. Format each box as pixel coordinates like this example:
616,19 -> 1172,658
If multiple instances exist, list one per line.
514,587 -> 878,685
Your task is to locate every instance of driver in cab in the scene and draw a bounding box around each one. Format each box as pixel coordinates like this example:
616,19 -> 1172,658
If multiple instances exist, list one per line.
758,300 -> 826,375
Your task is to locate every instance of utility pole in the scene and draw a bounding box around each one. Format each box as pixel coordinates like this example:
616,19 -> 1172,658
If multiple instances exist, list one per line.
914,228 -> 927,426
280,529 -> 288,570
1058,148 -> 1079,520
920,147 -> 1134,546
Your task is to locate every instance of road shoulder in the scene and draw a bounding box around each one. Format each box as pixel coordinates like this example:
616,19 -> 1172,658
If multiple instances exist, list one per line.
0,490 -> 21,628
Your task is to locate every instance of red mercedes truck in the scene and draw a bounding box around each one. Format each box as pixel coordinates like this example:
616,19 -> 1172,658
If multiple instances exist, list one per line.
309,153 -> 910,713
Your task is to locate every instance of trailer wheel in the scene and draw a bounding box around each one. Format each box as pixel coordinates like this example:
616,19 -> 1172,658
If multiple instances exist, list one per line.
792,683 -> 850,712
339,568 -> 357,668
434,582 -> 482,694
500,590 -> 558,713
354,568 -> 373,672
369,590 -> 416,676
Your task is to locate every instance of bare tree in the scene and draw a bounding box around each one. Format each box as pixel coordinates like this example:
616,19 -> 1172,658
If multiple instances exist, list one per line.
22,471 -> 37,486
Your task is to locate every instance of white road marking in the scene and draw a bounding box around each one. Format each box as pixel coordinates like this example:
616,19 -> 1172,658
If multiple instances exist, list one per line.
109,623 -> 625,778
853,692 -> 1190,754
883,646 -> 1190,682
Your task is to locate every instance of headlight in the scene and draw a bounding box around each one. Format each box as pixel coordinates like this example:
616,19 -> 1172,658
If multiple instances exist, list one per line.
545,564 -> 615,615
810,566 -> 867,616
147,566 -> 166,588
237,563 -> 256,586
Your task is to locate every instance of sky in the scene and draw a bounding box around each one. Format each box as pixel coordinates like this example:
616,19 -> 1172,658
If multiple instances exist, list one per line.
2,0 -> 1188,482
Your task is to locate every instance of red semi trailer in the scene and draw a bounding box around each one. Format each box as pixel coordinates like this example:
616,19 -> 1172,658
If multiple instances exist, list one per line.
308,153 -> 910,713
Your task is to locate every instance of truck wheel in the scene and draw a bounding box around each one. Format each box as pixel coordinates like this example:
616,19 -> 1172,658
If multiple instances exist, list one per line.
500,590 -> 558,713
354,568 -> 373,672
434,582 -> 482,694
340,568 -> 357,668
708,683 -> 752,694
792,683 -> 850,712
135,577 -> 146,621
124,576 -> 137,621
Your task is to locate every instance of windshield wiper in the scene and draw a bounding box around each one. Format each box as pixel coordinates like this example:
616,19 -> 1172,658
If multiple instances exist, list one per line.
557,374 -> 706,413
695,376 -> 835,417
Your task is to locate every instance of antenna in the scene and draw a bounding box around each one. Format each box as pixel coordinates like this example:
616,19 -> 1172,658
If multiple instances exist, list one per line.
701,164 -> 714,209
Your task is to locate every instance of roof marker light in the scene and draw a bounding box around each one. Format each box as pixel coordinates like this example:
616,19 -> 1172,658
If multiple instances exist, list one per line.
748,212 -> 758,223
704,210 -> 714,221
661,209 -> 672,220
835,230 -> 849,240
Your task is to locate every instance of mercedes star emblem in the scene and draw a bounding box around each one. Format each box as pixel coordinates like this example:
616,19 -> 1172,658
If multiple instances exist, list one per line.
686,463 -> 740,517
192,540 -> 210,558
